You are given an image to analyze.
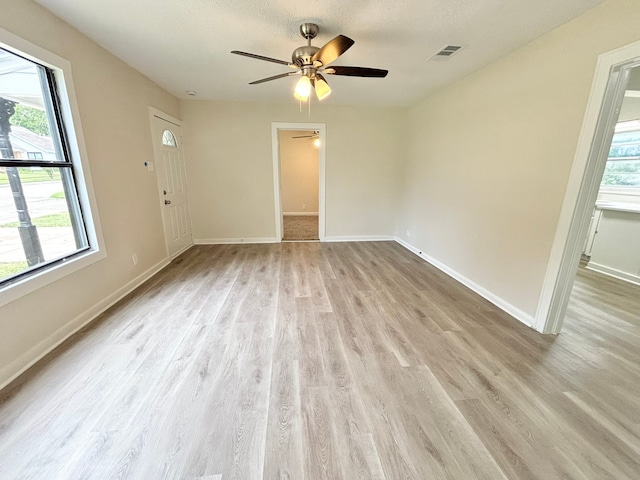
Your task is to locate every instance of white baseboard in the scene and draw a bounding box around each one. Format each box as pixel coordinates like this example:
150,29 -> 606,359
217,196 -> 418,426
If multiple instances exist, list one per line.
394,238 -> 535,328
0,257 -> 171,391
170,241 -> 194,259
194,237 -> 278,245
283,212 -> 319,216
324,235 -> 395,243
196,236 -> 394,244
586,262 -> 640,286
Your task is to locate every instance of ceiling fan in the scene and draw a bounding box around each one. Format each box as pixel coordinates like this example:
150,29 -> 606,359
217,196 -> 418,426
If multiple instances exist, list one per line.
231,23 -> 388,101
293,131 -> 321,148
292,131 -> 319,139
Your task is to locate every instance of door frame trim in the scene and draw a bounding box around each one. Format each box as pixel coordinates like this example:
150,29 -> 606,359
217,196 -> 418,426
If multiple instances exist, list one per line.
148,107 -> 194,259
149,107 -> 182,128
271,122 -> 326,242
535,40 -> 640,333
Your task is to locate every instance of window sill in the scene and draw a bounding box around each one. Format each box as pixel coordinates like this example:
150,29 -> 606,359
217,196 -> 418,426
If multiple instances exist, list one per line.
595,201 -> 640,214
599,186 -> 640,196
0,248 -> 106,308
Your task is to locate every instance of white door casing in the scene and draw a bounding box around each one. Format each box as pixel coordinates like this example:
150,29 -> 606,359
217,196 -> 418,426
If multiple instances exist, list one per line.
272,122 -> 326,242
535,40 -> 640,334
149,109 -> 193,258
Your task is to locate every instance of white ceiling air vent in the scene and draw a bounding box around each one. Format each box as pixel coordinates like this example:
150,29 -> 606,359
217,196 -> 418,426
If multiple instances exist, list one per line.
428,45 -> 464,62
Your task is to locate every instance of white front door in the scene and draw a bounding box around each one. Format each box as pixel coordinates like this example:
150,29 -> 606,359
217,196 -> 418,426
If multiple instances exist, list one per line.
151,113 -> 193,258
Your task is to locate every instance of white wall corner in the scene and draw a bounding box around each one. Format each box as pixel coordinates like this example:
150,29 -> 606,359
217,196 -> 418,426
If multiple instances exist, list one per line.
395,237 -> 536,329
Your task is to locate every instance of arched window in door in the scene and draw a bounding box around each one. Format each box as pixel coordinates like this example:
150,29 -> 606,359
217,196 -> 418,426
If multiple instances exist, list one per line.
162,129 -> 177,147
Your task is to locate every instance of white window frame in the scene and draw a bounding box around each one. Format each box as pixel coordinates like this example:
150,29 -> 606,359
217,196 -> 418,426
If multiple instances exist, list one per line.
0,27 -> 105,308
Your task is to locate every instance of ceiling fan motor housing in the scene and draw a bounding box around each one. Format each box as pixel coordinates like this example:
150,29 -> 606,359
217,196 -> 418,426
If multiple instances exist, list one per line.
292,45 -> 320,67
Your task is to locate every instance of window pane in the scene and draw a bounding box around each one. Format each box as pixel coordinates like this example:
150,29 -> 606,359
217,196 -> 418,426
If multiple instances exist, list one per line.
608,143 -> 640,158
601,160 -> 640,186
0,166 -> 88,282
604,159 -> 640,174
162,129 -> 177,147
0,48 -> 65,163
611,131 -> 640,144
601,173 -> 640,186
602,126 -> 640,188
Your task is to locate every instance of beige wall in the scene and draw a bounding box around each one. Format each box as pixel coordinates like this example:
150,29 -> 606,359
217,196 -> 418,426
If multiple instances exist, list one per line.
397,0 -> 640,318
180,100 -> 405,241
0,0 -> 179,386
279,130 -> 319,214
588,210 -> 640,284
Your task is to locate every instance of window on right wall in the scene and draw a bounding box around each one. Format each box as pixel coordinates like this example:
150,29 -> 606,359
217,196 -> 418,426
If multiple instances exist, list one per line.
601,120 -> 640,188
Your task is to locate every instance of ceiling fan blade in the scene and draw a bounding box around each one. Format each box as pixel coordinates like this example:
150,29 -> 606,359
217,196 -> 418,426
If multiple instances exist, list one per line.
249,71 -> 299,85
292,135 -> 315,139
311,35 -> 355,66
324,66 -> 388,78
231,50 -> 293,67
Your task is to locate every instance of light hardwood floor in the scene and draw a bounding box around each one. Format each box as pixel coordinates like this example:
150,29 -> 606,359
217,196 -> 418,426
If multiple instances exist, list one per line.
0,242 -> 639,479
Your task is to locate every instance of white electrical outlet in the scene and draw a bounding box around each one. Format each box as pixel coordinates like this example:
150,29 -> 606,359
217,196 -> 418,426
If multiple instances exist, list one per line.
132,254 -> 139,265
406,230 -> 411,237
303,204 -> 307,210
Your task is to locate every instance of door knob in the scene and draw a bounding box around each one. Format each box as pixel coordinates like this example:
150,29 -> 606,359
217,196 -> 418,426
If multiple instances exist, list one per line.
165,200 -> 171,205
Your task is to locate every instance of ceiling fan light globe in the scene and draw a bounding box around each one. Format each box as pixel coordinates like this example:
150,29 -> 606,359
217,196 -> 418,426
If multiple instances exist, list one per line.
294,75 -> 312,99
315,78 -> 332,101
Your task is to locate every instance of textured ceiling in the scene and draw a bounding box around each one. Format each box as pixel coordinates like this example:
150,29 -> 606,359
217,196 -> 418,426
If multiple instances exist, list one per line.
34,0 -> 605,107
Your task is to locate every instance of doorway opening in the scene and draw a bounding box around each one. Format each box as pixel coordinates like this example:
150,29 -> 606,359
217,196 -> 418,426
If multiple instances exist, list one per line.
280,129 -> 319,241
536,41 -> 640,333
561,65 -> 640,339
271,123 -> 326,242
